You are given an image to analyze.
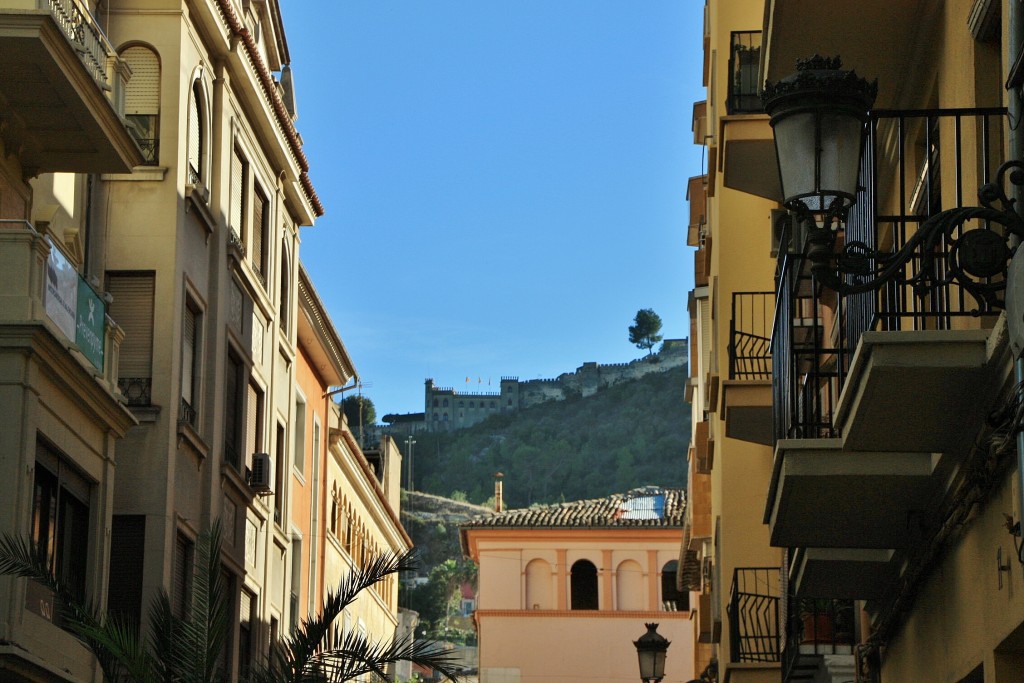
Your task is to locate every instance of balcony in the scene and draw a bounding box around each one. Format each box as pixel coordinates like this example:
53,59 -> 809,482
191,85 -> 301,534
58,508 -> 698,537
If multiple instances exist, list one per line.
728,567 -> 781,664
722,292 -> 774,445
727,31 -> 762,115
0,0 -> 141,172
766,108 -> 1008,599
781,593 -> 856,683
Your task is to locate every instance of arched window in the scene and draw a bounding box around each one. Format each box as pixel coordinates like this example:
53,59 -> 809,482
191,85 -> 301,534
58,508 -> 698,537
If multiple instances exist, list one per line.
187,80 -> 205,184
121,45 -> 160,165
616,560 -> 645,611
570,559 -> 598,610
661,560 -> 688,611
432,399 -> 438,407
525,559 -> 552,610
279,240 -> 290,332
330,495 -> 337,536
443,399 -> 448,407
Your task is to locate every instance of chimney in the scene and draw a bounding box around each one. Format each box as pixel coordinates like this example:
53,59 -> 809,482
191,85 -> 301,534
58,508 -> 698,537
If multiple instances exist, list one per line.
494,472 -> 504,513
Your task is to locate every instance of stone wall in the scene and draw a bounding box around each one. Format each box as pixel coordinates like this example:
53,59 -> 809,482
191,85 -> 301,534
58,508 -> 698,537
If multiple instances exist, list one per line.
382,340 -> 689,435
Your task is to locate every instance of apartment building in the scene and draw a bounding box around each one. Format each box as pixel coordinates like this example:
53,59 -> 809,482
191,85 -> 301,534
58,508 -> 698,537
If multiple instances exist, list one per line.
0,1 -> 141,679
689,0 -> 1024,682
0,1 -> 412,681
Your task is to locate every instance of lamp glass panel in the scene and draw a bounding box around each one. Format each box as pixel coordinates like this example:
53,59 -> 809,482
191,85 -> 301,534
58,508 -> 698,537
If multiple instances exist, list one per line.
653,650 -> 667,679
818,112 -> 863,205
774,111 -> 817,207
638,649 -> 656,680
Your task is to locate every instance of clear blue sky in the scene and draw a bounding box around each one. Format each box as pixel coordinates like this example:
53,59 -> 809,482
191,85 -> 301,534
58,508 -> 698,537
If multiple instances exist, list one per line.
281,1 -> 704,416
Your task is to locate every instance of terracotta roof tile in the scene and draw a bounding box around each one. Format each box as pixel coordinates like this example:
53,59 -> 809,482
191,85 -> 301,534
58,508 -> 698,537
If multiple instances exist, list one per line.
461,487 -> 685,529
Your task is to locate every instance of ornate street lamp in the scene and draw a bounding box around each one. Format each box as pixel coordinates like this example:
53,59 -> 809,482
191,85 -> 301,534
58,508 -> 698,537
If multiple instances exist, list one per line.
634,623 -> 670,683
763,55 -> 877,223
763,55 -> 1024,305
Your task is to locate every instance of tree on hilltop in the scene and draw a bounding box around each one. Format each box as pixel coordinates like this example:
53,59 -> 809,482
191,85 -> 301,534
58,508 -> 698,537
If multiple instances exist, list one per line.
629,308 -> 663,356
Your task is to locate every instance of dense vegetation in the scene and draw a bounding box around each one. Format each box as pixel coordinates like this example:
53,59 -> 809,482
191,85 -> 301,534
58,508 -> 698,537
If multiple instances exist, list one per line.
409,365 -> 690,508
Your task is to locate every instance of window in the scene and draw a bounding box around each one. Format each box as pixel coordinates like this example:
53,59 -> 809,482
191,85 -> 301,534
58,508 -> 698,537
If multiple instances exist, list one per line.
108,515 -> 146,631
106,272 -> 155,406
29,442 -> 91,623
279,242 -> 290,332
239,588 -> 255,679
252,185 -> 268,282
330,491 -> 338,536
570,559 -> 598,610
246,381 -> 265,468
121,46 -> 160,165
187,81 -> 204,183
172,532 -> 194,619
274,423 -> 285,524
181,298 -> 201,428
230,147 -> 248,242
293,396 -> 306,474
290,538 -> 301,635
661,561 -> 689,611
224,352 -> 244,469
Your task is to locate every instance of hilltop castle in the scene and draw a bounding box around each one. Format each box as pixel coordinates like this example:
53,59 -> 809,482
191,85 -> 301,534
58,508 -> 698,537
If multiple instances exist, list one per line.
380,339 -> 688,434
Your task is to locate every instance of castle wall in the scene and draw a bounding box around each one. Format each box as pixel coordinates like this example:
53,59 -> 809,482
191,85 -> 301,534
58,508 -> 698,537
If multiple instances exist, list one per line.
391,340 -> 689,434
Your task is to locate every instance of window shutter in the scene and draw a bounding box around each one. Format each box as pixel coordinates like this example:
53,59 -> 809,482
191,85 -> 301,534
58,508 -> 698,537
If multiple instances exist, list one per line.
225,356 -> 241,467
107,273 -> 154,379
187,88 -> 201,178
231,150 -> 245,235
246,382 -> 259,459
173,534 -> 191,619
252,189 -> 265,275
108,515 -> 146,628
122,47 -> 160,115
182,306 -> 196,404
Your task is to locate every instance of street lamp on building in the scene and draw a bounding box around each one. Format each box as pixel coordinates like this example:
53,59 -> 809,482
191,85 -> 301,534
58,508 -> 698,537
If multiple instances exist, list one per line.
763,55 -> 1024,300
762,55 -> 876,225
634,623 -> 670,683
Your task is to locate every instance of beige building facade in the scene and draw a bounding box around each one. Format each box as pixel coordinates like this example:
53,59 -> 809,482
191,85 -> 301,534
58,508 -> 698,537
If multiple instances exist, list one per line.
0,1 -> 412,681
462,488 -> 694,683
688,0 -> 1024,682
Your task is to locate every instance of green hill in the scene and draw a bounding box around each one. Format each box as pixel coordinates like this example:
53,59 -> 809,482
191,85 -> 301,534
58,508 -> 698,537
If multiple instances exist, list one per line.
410,365 -> 690,508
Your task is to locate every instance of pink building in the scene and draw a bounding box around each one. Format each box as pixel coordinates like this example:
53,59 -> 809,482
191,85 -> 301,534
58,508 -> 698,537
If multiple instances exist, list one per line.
461,488 -> 694,683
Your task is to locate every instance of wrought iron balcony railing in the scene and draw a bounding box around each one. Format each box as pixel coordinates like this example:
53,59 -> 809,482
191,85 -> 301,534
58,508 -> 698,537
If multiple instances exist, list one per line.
729,292 -> 775,380
728,567 -> 781,664
781,594 -> 856,683
179,396 -> 197,428
727,31 -> 762,114
773,107 -> 1008,439
118,377 -> 152,406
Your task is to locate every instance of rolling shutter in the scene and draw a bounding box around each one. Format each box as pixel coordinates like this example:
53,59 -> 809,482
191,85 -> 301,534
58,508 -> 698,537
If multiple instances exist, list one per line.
252,188 -> 265,275
182,306 -> 196,405
106,273 -> 154,379
231,149 -> 246,235
122,47 -> 159,115
187,87 -> 201,178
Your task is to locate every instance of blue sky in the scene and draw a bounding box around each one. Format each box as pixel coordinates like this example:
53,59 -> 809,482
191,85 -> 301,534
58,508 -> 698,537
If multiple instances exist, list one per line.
281,1 -> 704,416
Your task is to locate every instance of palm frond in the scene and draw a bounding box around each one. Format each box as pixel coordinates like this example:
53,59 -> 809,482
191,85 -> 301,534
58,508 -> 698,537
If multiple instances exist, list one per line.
308,629 -> 462,683
285,550 -> 418,679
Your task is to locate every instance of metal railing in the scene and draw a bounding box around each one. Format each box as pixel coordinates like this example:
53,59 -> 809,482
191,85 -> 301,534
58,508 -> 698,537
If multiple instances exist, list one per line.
781,594 -> 856,683
729,292 -> 775,380
727,31 -> 762,114
773,107 -> 1007,439
728,567 -> 781,663
179,396 -> 197,428
118,377 -> 152,406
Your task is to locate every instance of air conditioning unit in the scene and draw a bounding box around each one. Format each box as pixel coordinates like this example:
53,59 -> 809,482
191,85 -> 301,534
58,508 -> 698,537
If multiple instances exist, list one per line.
250,452 -> 273,494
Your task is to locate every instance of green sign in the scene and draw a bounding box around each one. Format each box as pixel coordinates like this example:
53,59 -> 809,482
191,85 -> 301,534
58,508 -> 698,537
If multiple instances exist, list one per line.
76,279 -> 105,371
